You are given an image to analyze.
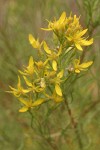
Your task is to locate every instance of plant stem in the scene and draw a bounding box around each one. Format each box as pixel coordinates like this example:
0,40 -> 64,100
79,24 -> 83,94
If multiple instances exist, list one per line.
65,99 -> 77,128
28,110 -> 34,130
64,95 -> 83,150
45,138 -> 59,150
29,110 -> 59,150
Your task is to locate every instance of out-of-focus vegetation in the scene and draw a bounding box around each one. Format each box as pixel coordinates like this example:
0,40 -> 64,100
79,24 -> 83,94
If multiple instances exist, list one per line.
0,0 -> 100,150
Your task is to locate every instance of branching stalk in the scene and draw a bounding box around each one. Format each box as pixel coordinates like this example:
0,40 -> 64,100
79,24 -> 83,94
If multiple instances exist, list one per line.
64,95 -> 83,150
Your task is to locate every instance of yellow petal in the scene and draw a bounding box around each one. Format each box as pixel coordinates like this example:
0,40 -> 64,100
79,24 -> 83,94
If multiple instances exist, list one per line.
59,11 -> 66,24
81,38 -> 93,46
29,34 -> 40,48
17,76 -> 21,88
52,60 -> 57,71
19,106 -> 28,112
54,96 -> 63,103
43,41 -> 51,54
32,99 -> 45,107
55,84 -> 62,96
23,76 -> 32,87
22,89 -> 31,93
19,98 -> 28,106
75,43 -> 83,51
29,34 -> 35,44
80,61 -> 93,68
41,28 -> 52,31
9,86 -> 16,91
29,56 -> 34,67
32,41 -> 38,48
18,70 -> 27,75
74,15 -> 77,20
66,36 -> 72,41
6,90 -> 14,94
77,29 -> 88,38
75,69 -> 80,73
57,70 -> 64,78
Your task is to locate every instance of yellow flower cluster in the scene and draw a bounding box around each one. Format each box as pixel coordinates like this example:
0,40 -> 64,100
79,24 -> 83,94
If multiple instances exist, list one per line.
42,12 -> 93,51
8,12 -> 93,112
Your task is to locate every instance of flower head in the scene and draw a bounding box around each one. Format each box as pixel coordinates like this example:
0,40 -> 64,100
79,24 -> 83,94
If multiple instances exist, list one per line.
23,76 -> 46,93
52,91 -> 63,102
35,60 -> 49,70
73,59 -> 93,73
29,34 -> 43,50
41,12 -> 67,32
50,70 -> 64,96
19,56 -> 34,76
66,15 -> 93,51
18,98 -> 45,112
7,76 -> 29,97
43,41 -> 62,71
7,12 -> 94,114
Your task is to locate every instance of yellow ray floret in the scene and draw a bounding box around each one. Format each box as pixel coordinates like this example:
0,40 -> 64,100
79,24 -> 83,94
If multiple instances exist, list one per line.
52,91 -> 63,102
45,92 -> 63,103
23,76 -> 45,93
19,56 -> 35,76
41,11 -> 67,31
43,41 -> 62,71
19,98 -> 45,112
49,70 -> 63,96
66,15 -> 93,51
29,34 -> 43,49
7,76 -> 30,97
55,84 -> 62,96
74,59 -> 93,73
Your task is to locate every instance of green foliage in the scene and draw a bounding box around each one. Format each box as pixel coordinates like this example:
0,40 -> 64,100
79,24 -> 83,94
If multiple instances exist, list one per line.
83,0 -> 100,31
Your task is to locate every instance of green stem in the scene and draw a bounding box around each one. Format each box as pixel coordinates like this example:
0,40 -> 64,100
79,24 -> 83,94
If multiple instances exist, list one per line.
64,95 -> 83,150
29,110 -> 59,150
28,110 -> 34,130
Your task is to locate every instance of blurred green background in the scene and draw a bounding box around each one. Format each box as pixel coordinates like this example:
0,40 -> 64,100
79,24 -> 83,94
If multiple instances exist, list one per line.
0,0 -> 100,150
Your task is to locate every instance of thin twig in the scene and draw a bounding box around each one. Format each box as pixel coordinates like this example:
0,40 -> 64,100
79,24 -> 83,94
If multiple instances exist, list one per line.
29,110 -> 59,150
64,99 -> 77,128
64,95 -> 83,149
28,110 -> 34,130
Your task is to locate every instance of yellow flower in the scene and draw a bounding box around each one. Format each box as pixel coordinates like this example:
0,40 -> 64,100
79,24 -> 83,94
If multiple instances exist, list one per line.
23,76 -> 45,93
41,11 -> 67,32
52,91 -> 63,102
18,98 -> 45,112
35,61 -> 45,70
44,70 -> 56,79
74,59 -> 93,73
19,56 -> 34,76
8,76 -> 30,97
45,91 -> 63,103
66,15 -> 93,51
55,84 -> 62,96
50,70 -> 64,96
29,34 -> 43,50
43,41 -> 62,71
35,60 -> 49,70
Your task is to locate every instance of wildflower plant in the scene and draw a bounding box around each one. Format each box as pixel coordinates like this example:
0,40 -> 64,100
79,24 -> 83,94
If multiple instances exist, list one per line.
7,12 -> 94,149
